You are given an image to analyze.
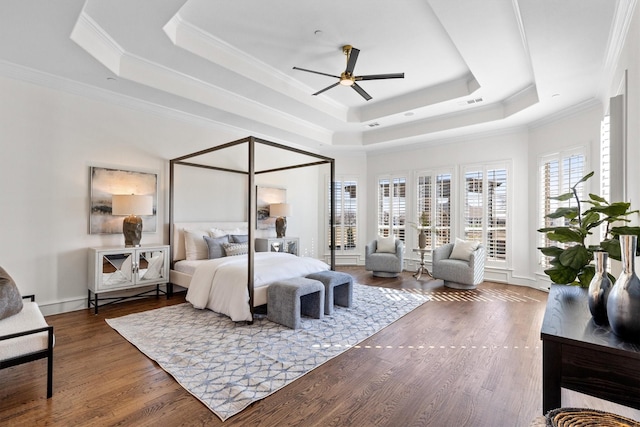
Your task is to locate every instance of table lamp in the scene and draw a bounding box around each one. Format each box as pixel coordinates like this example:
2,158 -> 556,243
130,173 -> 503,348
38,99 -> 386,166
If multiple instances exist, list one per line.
112,194 -> 153,247
269,203 -> 292,238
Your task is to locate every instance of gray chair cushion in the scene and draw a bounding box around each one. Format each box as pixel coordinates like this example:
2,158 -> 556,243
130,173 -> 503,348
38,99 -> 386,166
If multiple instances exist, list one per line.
0,266 -> 23,320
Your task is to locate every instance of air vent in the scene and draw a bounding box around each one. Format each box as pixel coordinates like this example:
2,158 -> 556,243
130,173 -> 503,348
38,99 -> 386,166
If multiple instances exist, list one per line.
467,97 -> 483,104
367,122 -> 380,128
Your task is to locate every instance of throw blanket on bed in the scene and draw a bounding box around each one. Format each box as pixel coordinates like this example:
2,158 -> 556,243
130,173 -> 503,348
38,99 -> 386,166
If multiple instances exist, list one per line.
186,252 -> 329,321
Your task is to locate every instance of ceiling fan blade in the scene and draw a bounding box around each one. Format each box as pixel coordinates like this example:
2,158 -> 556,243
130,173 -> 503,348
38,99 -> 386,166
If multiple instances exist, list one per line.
293,67 -> 340,79
352,83 -> 372,101
313,82 -> 340,96
356,72 -> 405,81
345,47 -> 360,75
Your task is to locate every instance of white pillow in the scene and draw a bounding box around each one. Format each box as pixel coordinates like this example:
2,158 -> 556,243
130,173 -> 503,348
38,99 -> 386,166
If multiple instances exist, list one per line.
184,229 -> 210,260
376,235 -> 396,253
210,227 -> 248,238
449,238 -> 480,261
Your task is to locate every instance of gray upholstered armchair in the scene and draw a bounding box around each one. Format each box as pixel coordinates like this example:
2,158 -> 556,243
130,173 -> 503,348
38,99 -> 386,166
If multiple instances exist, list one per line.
365,238 -> 404,277
432,242 -> 485,289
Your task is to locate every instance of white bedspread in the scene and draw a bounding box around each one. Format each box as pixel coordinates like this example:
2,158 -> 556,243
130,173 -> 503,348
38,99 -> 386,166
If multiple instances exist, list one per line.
186,252 -> 329,321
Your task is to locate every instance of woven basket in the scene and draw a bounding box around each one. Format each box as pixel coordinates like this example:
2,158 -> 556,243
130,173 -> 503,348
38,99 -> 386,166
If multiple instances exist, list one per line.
546,408 -> 640,427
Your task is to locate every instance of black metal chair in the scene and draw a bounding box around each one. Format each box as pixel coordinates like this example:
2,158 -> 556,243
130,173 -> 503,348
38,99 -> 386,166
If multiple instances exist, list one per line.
0,295 -> 54,398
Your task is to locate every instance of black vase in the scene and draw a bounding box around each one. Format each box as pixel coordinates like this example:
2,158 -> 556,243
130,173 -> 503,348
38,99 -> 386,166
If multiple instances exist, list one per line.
588,251 -> 611,325
606,235 -> 640,342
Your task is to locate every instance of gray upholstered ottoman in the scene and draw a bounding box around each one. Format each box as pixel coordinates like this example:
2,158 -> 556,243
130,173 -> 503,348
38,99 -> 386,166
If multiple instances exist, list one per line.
267,278 -> 325,329
305,271 -> 353,315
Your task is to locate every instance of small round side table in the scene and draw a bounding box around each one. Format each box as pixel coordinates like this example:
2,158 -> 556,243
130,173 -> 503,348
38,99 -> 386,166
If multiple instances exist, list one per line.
412,248 -> 432,280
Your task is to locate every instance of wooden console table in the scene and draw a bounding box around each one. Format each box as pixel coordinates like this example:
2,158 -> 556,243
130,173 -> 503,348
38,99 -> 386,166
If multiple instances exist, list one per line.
540,285 -> 640,414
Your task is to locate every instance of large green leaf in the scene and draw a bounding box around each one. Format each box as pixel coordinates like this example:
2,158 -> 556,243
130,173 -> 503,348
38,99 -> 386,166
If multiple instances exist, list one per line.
538,246 -> 564,257
611,226 -> 640,236
588,193 -> 607,203
546,207 -> 578,219
545,228 -> 584,244
577,265 -> 595,288
549,192 -> 574,202
582,211 -> 601,229
544,265 -> 578,285
600,238 -> 622,261
596,202 -> 632,217
573,171 -> 594,188
558,245 -> 590,270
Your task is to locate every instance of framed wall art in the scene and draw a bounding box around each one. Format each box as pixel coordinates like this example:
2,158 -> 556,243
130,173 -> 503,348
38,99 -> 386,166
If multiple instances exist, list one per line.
256,186 -> 286,230
89,166 -> 158,234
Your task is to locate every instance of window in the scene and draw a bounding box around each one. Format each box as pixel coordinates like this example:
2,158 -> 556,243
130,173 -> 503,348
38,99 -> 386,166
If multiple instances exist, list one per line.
538,150 -> 586,268
462,165 -> 508,262
416,171 -> 452,249
377,176 -> 406,241
328,179 -> 358,251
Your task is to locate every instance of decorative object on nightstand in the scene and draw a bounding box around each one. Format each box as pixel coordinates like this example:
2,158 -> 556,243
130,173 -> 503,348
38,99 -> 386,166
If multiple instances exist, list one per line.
270,203 -> 292,238
256,237 -> 299,256
87,245 -> 169,313
112,194 -> 153,247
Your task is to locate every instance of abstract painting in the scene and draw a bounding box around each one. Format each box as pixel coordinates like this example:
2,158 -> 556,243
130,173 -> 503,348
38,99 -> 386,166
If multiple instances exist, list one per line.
89,166 -> 158,234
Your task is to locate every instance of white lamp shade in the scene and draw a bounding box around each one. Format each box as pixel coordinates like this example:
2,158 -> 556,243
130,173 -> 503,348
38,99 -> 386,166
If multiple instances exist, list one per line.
269,203 -> 292,217
112,194 -> 153,216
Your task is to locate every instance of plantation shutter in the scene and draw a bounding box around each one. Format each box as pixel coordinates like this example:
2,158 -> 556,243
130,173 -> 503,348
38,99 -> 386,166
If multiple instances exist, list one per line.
538,151 -> 586,268
377,176 -> 406,241
328,179 -> 357,251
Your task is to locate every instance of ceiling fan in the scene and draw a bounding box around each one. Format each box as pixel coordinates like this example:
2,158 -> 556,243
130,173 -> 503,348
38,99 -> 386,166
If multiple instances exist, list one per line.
293,45 -> 404,101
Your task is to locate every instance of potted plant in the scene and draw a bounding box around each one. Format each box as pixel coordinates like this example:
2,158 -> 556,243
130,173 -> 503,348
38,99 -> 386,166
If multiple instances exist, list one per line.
538,171 -> 640,287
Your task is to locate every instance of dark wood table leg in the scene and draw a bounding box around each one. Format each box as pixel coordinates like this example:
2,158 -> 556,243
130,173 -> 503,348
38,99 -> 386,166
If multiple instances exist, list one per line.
542,340 -> 562,414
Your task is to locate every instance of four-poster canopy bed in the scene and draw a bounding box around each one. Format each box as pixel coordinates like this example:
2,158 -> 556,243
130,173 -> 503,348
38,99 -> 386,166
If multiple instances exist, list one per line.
169,136 -> 337,321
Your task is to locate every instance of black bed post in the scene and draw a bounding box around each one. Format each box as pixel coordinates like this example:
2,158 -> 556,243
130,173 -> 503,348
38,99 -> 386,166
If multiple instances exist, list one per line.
248,137 -> 256,321
168,159 -> 175,297
330,159 -> 336,271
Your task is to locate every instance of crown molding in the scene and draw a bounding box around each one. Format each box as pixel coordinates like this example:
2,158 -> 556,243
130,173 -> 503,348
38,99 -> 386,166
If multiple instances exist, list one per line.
527,98 -> 602,130
599,0 -> 638,98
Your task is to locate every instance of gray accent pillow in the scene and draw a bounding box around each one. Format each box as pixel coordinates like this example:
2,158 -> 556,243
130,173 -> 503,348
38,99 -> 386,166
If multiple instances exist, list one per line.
0,266 -> 23,320
223,242 -> 249,257
203,235 -> 230,259
230,234 -> 249,243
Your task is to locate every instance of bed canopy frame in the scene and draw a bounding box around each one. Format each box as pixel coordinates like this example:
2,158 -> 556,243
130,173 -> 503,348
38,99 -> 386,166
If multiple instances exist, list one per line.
169,136 -> 336,319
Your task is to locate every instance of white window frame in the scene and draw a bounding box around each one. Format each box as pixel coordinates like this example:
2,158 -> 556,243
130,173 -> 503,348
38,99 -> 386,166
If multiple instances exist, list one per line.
460,162 -> 509,266
377,175 -> 407,241
328,177 -> 358,253
415,169 -> 453,251
537,148 -> 587,270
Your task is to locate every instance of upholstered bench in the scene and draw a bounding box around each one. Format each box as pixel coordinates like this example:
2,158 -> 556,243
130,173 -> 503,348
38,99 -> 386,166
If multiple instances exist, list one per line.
0,295 -> 54,398
305,271 -> 353,315
267,278 -> 324,329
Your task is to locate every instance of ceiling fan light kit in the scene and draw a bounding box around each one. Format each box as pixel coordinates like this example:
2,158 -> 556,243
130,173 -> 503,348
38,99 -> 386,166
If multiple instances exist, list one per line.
293,44 -> 404,101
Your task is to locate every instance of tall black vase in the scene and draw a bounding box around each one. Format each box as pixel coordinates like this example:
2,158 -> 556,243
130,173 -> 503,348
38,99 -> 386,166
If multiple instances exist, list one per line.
588,251 -> 611,325
606,235 -> 640,342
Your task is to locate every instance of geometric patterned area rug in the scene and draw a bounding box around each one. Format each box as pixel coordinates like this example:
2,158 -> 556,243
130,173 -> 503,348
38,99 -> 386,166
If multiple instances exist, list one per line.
106,284 -> 428,421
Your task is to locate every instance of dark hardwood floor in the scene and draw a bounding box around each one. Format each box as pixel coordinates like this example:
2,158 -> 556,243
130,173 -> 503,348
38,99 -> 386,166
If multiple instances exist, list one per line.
2,266 -> 639,426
